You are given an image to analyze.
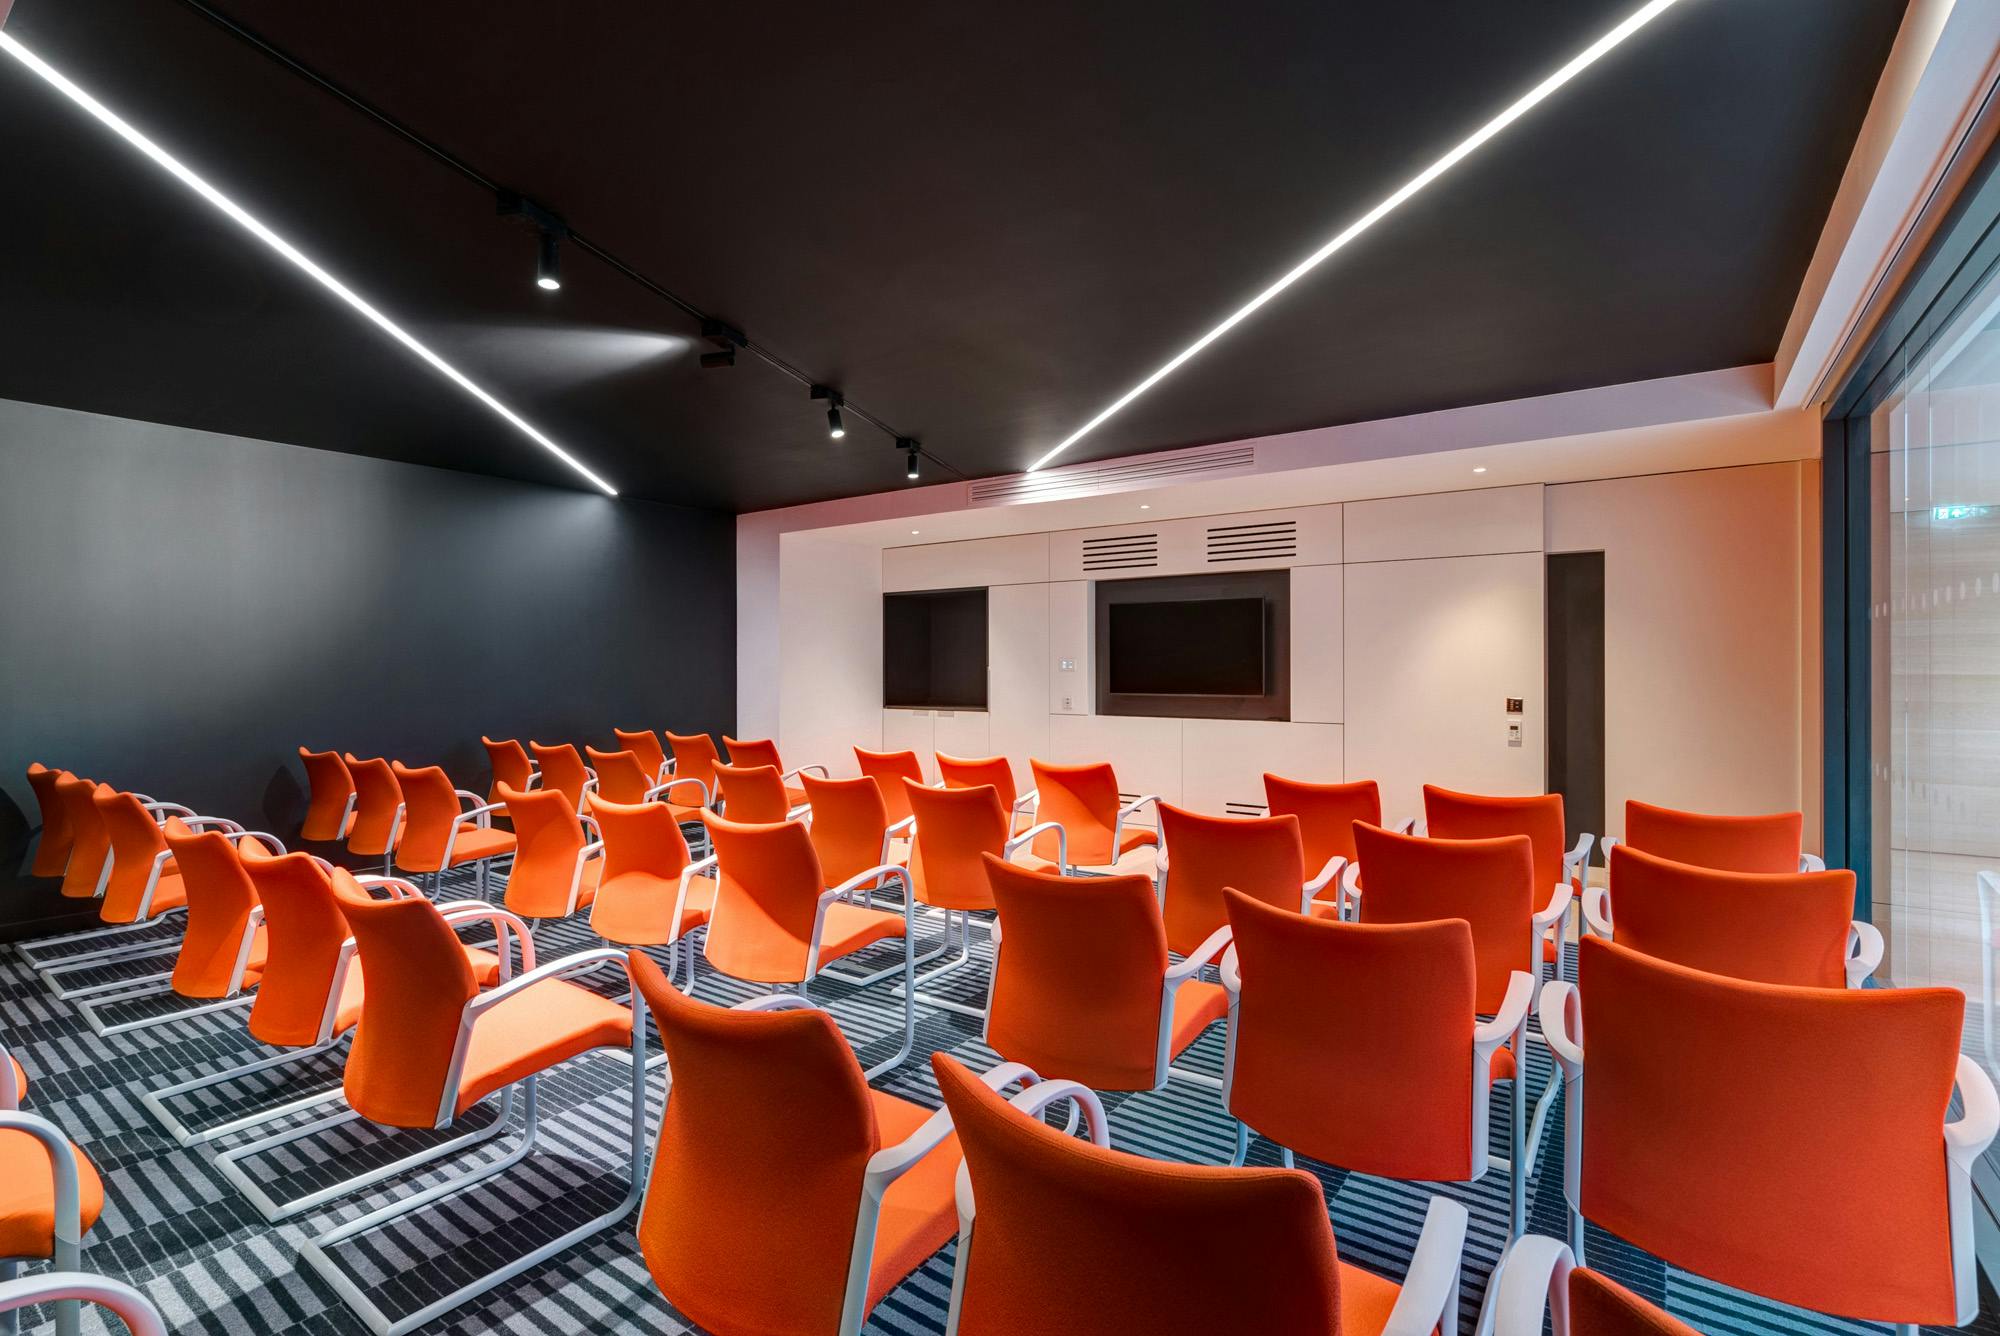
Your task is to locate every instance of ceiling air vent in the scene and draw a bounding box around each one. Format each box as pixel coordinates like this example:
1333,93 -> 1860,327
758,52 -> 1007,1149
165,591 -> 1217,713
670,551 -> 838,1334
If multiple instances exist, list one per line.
1205,518 -> 1297,563
1081,533 -> 1159,572
1225,801 -> 1269,818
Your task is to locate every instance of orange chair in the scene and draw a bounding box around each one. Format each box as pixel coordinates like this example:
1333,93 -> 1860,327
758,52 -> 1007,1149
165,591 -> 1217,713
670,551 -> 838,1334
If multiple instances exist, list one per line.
612,727 -> 670,783
853,746 -> 926,823
982,855 -> 1233,1092
342,754 -> 406,874
297,748 -> 357,842
664,731 -> 723,809
586,745 -> 655,804
479,736 -> 538,802
1220,889 -> 1535,1234
629,953 -> 1037,1336
0,1037 -> 107,1336
497,782 -> 603,923
588,794 -> 719,994
724,735 -> 826,808
1588,845 -> 1881,988
25,762 -> 76,877
1025,759 -> 1158,872
390,762 -> 516,895
1544,936 -> 1996,1327
1262,773 -> 1383,897
528,741 -> 596,814
937,752 -> 1037,831
803,773 -> 908,897
51,774 -> 112,900
143,852 -> 509,1149
1424,784 -> 1593,977
233,875 -> 638,1334
932,1050 -> 1469,1336
702,814 -> 916,1078
1601,798 -> 1819,874
1155,803 -> 1334,957
1481,1237 -> 1708,1336
715,761 -> 808,823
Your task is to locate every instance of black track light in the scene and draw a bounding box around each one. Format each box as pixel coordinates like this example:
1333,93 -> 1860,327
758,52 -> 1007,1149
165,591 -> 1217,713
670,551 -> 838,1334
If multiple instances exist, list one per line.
536,229 -> 561,291
811,385 -> 846,439
900,437 -> 921,481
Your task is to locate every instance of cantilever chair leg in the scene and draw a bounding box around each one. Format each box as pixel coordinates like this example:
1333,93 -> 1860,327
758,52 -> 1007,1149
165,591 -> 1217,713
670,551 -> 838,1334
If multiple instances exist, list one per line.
141,1040 -> 350,1147
26,923 -> 184,984
77,984 -> 254,1039
859,927 -> 919,1082
818,907 -> 959,987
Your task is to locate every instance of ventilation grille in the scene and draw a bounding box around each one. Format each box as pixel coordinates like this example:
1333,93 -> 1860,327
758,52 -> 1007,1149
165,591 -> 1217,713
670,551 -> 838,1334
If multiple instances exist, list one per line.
1206,519 -> 1297,563
1225,801 -> 1269,818
968,443 -> 1256,507
1081,533 -> 1159,572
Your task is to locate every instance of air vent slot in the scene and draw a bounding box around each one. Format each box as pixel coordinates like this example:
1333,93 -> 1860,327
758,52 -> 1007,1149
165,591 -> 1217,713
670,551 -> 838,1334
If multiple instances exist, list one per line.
1081,533 -> 1159,572
1224,802 -> 1269,818
1206,519 -> 1297,564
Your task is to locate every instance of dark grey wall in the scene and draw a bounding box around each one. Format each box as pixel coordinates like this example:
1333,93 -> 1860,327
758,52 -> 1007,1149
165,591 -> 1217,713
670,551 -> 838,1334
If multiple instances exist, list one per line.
0,397 -> 735,935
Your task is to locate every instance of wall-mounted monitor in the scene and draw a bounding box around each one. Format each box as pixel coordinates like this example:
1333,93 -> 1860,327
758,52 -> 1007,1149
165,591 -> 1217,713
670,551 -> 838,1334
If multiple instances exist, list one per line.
1095,571 -> 1289,720
883,587 -> 989,709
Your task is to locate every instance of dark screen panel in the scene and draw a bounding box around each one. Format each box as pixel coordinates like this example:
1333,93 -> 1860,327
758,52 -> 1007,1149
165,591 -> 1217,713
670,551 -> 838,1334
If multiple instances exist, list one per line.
1107,598 -> 1265,695
883,588 -> 988,709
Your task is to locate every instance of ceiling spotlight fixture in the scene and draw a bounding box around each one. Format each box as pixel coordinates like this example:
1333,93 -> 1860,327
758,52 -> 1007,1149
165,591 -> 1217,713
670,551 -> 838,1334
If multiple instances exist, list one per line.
497,191 -> 570,294
1140,504 -> 1151,510
811,385 -> 846,439
899,437 -> 921,481
698,318 -> 747,370
1473,466 -> 1488,474
535,229 -> 561,291
0,36 -> 616,494
1023,0 -> 1684,474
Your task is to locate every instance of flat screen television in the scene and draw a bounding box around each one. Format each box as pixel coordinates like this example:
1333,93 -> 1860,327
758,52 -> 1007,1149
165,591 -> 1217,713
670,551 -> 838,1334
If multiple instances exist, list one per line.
882,587 -> 988,709
1107,598 -> 1266,695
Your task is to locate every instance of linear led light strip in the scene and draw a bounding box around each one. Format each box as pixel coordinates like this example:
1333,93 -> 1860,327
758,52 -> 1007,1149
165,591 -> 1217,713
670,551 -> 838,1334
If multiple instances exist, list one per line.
0,31 -> 619,496
1027,0 -> 1687,473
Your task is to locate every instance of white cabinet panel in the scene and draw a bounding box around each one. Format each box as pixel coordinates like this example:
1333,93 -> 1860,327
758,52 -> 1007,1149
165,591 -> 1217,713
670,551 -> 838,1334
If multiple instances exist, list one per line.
1344,485 -> 1543,562
1181,720 -> 1344,815
1048,581 -> 1091,715
1290,564 -> 1344,723
1344,551 -> 1545,822
931,711 -> 990,768
988,583 -> 1050,777
1044,714 -> 1183,815
882,710 -> 934,768
882,533 -> 1048,591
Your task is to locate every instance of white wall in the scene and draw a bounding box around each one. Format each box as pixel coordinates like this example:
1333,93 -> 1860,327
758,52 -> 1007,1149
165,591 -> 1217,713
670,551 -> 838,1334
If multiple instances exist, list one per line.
775,532 -> 883,778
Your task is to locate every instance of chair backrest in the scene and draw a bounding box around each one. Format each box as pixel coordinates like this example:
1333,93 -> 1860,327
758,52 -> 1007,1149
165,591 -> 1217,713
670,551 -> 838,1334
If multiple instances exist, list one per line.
854,747 -> 925,821
1224,889 -> 1478,1178
1607,846 -> 1856,987
390,762 -> 464,873
666,731 -> 722,791
629,951 -> 883,1336
331,869 -> 479,1129
586,746 -> 654,804
55,775 -> 111,898
95,787 -> 173,923
907,782 -> 1009,911
1157,803 -> 1305,956
529,742 -> 593,813
613,728 -> 669,780
162,818 -> 264,998
1572,936 -> 1965,1324
1262,774 -> 1380,874
243,851 -> 353,1047
1425,785 -> 1568,893
715,762 -> 793,824
590,794 -> 693,884
1623,799 -> 1803,873
724,736 -> 785,772
1569,1269 -> 1706,1336
937,753 -> 1019,814
703,814 -> 827,984
342,754 -> 404,856
982,854 -> 1170,1090
499,782 -> 589,918
1027,759 -> 1125,865
480,736 -> 535,800
1351,822 -> 1533,1012
802,774 -> 891,889
297,747 -> 355,841
26,762 -> 74,877
934,1052 -> 1344,1335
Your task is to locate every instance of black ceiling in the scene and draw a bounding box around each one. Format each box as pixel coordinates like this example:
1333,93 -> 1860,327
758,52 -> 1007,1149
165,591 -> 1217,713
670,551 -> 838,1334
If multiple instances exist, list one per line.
0,0 -> 1904,511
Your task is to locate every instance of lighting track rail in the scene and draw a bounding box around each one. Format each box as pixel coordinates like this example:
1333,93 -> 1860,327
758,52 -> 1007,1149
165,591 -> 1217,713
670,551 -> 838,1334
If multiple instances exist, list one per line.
166,0 -> 964,483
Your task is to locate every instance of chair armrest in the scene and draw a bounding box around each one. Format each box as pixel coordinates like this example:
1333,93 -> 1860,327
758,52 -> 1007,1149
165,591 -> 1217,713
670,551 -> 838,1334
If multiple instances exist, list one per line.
141,800 -> 199,822
0,1274 -> 168,1336
782,765 -> 831,783
1110,794 -> 1161,860
1303,854 -> 1346,904
582,838 -> 605,860
1845,920 -> 1884,988
667,853 -> 719,942
1473,971 -> 1536,1056
438,905 -> 537,977
1004,1078 -> 1111,1146
1166,925 -> 1235,986
1380,1196 -> 1469,1336
646,776 -> 711,807
1582,884 -> 1612,937
220,829 -> 287,854
456,800 -> 505,828
1012,789 -> 1039,815
1005,821 -> 1067,872
1219,944 -> 1241,997
886,814 -> 916,837
455,788 -> 485,809
1477,1235 -> 1577,1336
1117,793 -> 1161,821
1533,881 -> 1574,931
734,993 -> 819,1013
1337,862 -> 1363,918
1598,835 -> 1620,863
1801,853 -> 1826,872
825,863 -> 909,905
1564,833 -> 1595,882
178,814 -> 244,833
1540,981 -> 1583,1076
0,1112 -> 83,1258
355,873 -> 426,900
464,947 -> 628,1018
1402,817 -> 1424,836
865,1062 -> 1046,1187
1947,1054 -> 2000,1170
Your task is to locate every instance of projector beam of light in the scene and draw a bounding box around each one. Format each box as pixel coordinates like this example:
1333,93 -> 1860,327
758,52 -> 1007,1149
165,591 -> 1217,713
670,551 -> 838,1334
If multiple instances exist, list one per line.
1025,0 -> 1687,474
0,31 -> 619,496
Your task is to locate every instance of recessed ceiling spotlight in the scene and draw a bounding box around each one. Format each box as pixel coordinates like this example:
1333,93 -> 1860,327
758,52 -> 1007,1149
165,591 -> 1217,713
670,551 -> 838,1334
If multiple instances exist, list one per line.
910,529 -> 920,535
1024,0 -> 1684,473
1473,466 -> 1488,474
535,229 -> 561,291
1140,504 -> 1151,509
0,34 -> 617,495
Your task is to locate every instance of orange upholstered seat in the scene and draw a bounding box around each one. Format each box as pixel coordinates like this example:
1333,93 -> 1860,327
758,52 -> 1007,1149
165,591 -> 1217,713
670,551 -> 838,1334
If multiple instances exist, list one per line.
906,782 -> 1011,912
93,787 -> 185,923
1620,799 -> 1806,873
1263,773 -> 1381,884
26,762 -> 75,877
1546,936 -> 1995,1326
937,753 -> 1032,831
0,1123 -> 105,1261
804,774 -> 903,891
391,762 -> 515,876
983,855 -> 1230,1091
613,728 -> 670,782
162,819 -> 270,998
664,731 -> 722,807
499,782 -> 602,920
933,1051 -> 1468,1336
704,815 -> 907,985
1426,785 -> 1587,905
715,761 -> 800,823
1481,1236 -> 1709,1336
724,736 -> 817,807
53,775 -> 111,899
587,746 -> 655,804
1026,759 -> 1158,870
1157,803 -> 1316,956
480,736 -> 536,802
854,747 -> 926,822
297,748 -> 356,842
528,742 -> 595,813
341,755 -> 405,867
587,794 -> 716,948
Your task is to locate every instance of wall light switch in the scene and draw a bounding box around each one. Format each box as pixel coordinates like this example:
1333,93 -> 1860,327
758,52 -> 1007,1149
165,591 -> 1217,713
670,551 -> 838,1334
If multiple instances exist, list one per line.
1507,722 -> 1523,747
1059,658 -> 1076,672
1062,695 -> 1073,711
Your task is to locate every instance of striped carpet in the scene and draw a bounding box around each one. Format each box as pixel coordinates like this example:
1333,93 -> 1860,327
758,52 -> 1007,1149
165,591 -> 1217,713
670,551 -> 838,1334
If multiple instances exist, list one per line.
3,861 -> 1995,1335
